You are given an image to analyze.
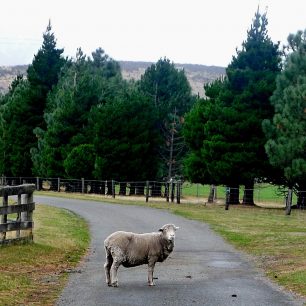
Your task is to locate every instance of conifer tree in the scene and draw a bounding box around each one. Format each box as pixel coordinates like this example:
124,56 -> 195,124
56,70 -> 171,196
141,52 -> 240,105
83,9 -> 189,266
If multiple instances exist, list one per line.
139,58 -> 195,179
0,22 -> 65,176
184,9 -> 281,204
263,30 -> 306,207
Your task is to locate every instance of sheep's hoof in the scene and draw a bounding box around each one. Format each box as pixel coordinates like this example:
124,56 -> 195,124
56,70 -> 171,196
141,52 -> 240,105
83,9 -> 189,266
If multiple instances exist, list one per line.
111,281 -> 118,287
148,282 -> 156,286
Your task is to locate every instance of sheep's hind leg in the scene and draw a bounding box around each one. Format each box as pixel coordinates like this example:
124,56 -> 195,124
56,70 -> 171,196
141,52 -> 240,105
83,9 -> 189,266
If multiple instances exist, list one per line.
104,248 -> 113,286
110,258 -> 122,287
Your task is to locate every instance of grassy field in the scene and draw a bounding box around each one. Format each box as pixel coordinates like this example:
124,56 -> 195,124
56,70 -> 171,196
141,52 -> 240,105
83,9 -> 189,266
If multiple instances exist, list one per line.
0,204 -> 90,306
181,183 -> 293,204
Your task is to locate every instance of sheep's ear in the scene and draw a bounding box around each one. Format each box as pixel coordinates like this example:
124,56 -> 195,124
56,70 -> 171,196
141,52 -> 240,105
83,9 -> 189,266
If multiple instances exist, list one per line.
159,225 -> 166,232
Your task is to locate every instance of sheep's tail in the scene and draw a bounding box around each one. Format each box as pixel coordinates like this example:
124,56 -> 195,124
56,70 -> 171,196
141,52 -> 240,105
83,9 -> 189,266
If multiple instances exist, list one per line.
104,239 -> 111,256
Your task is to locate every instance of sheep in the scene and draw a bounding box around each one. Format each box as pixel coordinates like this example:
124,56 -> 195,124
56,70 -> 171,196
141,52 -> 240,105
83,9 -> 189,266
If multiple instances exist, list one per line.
104,224 -> 179,287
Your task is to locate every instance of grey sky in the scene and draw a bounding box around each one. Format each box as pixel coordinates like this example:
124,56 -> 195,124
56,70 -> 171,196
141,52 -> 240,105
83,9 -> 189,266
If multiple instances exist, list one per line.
0,0 -> 305,66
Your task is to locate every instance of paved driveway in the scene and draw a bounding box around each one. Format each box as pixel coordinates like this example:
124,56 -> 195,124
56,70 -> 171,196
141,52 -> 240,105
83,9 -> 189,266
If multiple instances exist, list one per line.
35,195 -> 305,306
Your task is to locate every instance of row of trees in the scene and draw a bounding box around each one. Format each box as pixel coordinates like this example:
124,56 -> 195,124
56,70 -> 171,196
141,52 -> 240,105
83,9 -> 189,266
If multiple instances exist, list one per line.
0,22 -> 194,191
0,10 -> 305,205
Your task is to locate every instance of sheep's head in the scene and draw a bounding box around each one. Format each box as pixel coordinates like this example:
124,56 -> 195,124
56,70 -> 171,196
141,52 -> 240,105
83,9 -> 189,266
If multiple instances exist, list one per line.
159,224 -> 179,242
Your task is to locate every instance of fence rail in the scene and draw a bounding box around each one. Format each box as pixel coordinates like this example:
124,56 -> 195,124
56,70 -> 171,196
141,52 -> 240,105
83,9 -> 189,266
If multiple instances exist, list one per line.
0,184 -> 35,245
0,177 -> 305,211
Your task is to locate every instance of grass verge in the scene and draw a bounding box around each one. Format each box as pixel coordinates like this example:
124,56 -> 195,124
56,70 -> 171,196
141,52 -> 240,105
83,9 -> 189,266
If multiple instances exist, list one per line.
0,204 -> 90,306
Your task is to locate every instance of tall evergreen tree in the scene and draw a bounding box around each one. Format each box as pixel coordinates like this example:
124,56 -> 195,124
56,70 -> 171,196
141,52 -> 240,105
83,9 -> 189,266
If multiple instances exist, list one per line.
263,29 -> 306,207
0,22 -> 65,176
184,9 -> 281,204
139,58 -> 195,179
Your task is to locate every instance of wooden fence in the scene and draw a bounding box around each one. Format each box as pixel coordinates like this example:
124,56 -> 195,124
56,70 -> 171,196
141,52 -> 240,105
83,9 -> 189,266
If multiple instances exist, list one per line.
1,176 -> 182,203
0,184 -> 35,245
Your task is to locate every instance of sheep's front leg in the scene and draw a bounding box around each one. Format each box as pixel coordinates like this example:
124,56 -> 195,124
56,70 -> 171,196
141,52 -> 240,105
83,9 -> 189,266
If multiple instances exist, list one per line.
148,258 -> 157,286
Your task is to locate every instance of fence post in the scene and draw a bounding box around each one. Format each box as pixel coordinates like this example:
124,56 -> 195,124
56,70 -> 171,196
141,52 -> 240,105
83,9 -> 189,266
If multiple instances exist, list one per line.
36,177 -> 40,191
145,181 -> 149,202
16,194 -> 21,238
112,180 -> 115,198
21,192 -> 33,240
225,187 -> 230,210
176,180 -> 181,204
57,177 -> 60,192
81,178 -> 85,194
1,193 -> 8,240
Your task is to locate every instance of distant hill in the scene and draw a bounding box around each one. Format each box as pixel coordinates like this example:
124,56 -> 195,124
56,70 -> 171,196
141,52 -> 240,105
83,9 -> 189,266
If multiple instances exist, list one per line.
0,62 -> 225,96
0,65 -> 28,93
119,61 -> 225,96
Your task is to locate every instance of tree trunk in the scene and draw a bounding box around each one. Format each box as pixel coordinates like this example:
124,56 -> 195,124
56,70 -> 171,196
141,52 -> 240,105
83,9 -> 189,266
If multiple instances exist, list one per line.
242,182 -> 255,205
227,185 -> 240,204
100,182 -> 105,195
286,188 -> 293,215
119,182 -> 127,195
106,181 -> 112,195
129,183 -> 136,196
297,190 -> 306,209
89,181 -> 100,194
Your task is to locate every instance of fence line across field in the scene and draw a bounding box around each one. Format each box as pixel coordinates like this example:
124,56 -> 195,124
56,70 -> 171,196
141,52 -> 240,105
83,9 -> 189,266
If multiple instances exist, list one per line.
0,177 -> 182,204
0,177 -> 305,209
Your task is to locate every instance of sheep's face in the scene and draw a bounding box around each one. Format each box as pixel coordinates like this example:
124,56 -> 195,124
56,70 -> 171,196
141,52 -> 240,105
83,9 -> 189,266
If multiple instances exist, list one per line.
159,224 -> 179,242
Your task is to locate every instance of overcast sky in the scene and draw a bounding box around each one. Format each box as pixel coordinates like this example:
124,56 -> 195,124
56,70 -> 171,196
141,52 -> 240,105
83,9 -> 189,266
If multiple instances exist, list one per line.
0,0 -> 305,67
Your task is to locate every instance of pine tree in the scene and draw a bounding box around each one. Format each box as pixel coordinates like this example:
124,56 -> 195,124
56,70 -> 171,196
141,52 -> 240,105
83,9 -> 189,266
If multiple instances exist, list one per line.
27,20 -> 66,129
263,29 -> 306,207
0,22 -> 65,176
184,9 -> 281,204
139,58 -> 195,179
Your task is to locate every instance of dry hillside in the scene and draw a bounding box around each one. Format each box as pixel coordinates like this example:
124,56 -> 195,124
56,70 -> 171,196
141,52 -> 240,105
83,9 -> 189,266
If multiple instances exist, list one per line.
0,62 -> 225,96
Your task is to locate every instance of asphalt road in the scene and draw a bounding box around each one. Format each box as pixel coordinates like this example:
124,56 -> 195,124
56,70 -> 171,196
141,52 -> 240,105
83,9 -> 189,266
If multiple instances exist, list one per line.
35,195 -> 305,306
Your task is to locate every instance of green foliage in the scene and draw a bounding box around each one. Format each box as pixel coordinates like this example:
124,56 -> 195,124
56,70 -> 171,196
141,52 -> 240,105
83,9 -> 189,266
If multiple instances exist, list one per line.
0,22 -> 65,176
64,144 -> 95,179
139,58 -> 195,178
0,79 -> 33,176
263,30 -> 306,189
139,58 -> 193,116
31,47 -> 122,177
91,86 -> 160,180
184,9 -> 282,190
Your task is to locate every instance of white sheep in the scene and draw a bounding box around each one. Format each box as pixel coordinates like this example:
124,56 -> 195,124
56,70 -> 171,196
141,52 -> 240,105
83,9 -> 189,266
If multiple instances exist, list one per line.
104,224 -> 179,287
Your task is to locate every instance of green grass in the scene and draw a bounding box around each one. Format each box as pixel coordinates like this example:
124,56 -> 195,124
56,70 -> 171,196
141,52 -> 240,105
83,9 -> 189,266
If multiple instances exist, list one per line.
0,204 -> 90,306
181,183 -> 296,205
